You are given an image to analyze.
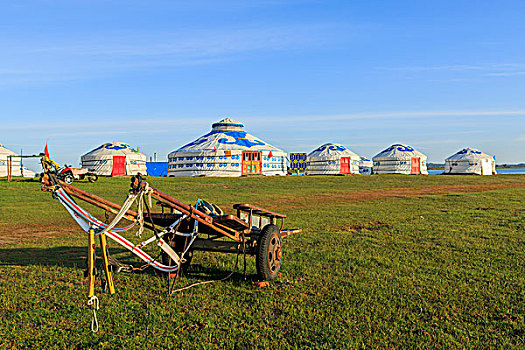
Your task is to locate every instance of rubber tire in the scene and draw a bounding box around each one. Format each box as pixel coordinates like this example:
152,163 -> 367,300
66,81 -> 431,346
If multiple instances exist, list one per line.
161,235 -> 193,271
256,224 -> 282,281
87,174 -> 98,183
64,174 -> 74,184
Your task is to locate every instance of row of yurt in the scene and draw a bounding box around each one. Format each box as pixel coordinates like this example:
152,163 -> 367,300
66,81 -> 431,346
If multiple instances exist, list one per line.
304,143 -> 494,176
50,119 -> 498,178
304,143 -> 428,175
0,144 -> 36,177
444,148 -> 496,175
81,142 -> 147,176
167,118 -> 286,177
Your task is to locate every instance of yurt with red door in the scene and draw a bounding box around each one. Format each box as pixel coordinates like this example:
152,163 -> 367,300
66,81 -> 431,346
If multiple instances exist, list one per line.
81,142 -> 147,176
372,143 -> 428,174
167,118 -> 286,177
306,143 -> 361,175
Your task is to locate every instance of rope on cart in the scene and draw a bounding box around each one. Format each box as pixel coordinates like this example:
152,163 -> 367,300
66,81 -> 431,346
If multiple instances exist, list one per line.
54,188 -> 180,273
87,296 -> 100,333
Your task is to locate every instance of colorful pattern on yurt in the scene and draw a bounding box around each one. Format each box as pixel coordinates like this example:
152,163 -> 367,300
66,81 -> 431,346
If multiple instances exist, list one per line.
168,118 -> 287,177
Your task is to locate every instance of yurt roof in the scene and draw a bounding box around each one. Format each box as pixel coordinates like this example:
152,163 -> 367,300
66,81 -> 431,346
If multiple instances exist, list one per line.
0,144 -> 16,156
446,148 -> 493,161
307,143 -> 360,160
82,142 -> 144,157
373,143 -> 426,160
360,156 -> 373,165
171,118 -> 284,154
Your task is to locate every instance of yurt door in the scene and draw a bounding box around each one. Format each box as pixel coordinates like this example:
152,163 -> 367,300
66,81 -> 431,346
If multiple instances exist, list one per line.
481,159 -> 492,175
242,151 -> 262,175
340,157 -> 350,174
112,156 -> 126,176
410,157 -> 421,174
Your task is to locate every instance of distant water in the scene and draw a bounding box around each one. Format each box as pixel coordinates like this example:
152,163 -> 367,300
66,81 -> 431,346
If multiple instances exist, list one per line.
428,168 -> 525,175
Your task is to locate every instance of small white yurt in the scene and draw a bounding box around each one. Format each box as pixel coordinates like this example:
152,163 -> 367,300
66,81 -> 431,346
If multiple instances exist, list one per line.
168,118 -> 286,177
306,143 -> 360,175
372,144 -> 428,175
359,156 -> 373,175
445,148 -> 496,175
81,142 -> 147,176
0,144 -> 36,178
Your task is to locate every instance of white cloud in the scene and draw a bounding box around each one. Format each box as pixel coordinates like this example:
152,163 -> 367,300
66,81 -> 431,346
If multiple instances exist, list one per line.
0,24 -> 337,85
378,63 -> 525,80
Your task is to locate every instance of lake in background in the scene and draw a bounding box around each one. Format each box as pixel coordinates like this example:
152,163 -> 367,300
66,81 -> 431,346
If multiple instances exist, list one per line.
428,168 -> 525,175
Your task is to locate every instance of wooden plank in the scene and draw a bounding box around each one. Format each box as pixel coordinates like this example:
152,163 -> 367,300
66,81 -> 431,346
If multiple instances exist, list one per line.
233,203 -> 286,218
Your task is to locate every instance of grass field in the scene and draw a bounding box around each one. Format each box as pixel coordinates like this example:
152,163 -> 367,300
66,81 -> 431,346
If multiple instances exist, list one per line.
0,174 -> 524,349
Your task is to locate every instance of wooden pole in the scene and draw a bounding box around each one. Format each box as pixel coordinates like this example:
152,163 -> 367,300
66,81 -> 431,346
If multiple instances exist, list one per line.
99,233 -> 115,294
7,156 -> 11,182
88,228 -> 96,297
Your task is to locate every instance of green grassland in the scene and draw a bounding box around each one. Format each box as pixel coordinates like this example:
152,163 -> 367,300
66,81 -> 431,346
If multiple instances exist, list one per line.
0,174 -> 524,349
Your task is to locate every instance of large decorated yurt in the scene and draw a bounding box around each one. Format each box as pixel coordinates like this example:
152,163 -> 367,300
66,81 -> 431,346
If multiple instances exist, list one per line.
81,142 -> 147,176
168,118 -> 286,177
445,148 -> 496,175
306,143 -> 360,175
359,156 -> 373,175
0,144 -> 35,177
372,144 -> 428,174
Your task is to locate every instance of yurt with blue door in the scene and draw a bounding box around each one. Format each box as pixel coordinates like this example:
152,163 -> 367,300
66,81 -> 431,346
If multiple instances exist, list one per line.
444,148 -> 496,175
372,144 -> 428,174
167,118 -> 287,177
81,142 -> 147,176
306,143 -> 361,175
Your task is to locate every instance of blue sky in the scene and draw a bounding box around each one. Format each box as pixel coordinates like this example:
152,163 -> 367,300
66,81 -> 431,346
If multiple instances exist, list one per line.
1,0 -> 524,170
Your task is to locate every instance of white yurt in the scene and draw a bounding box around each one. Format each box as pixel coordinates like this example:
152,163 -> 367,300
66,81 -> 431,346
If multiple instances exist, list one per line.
81,142 -> 147,176
359,156 -> 373,175
168,118 -> 286,177
0,144 -> 36,178
306,143 -> 360,175
372,144 -> 428,174
445,148 -> 496,175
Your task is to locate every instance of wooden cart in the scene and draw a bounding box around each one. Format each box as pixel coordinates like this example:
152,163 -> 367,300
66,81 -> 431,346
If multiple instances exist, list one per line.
39,158 -> 301,286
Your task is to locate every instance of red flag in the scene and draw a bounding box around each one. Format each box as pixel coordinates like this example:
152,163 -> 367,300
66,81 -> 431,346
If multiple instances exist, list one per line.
268,151 -> 273,158
44,139 -> 50,158
214,146 -> 217,152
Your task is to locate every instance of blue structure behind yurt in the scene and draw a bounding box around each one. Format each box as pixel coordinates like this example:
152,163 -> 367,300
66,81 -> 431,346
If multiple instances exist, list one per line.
168,118 -> 287,177
146,162 -> 168,177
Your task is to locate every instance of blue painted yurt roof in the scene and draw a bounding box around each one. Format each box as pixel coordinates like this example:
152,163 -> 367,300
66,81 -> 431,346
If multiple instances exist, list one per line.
171,118 -> 284,154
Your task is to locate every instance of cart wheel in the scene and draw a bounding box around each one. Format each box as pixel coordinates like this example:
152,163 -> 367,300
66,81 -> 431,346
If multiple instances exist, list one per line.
64,174 -> 74,184
256,224 -> 282,281
88,174 -> 98,183
161,235 -> 193,271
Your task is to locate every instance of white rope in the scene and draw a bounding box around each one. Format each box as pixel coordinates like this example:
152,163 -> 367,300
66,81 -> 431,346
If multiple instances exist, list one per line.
96,191 -> 138,236
136,183 -> 154,237
87,296 -> 100,333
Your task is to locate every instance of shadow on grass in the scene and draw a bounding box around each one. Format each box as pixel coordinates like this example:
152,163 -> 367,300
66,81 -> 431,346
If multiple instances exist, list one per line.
0,246 -> 252,282
0,246 -> 127,269
0,177 -> 40,182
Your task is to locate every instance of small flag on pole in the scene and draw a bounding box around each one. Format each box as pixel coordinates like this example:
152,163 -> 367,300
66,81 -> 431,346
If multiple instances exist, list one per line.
268,151 -> 273,158
214,146 -> 217,152
44,139 -> 50,159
